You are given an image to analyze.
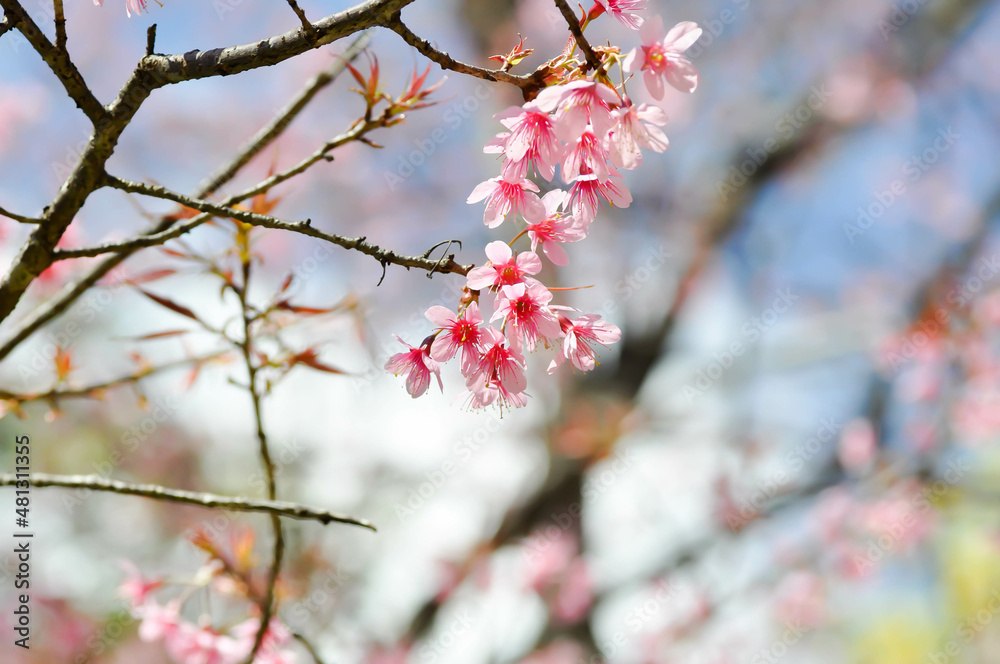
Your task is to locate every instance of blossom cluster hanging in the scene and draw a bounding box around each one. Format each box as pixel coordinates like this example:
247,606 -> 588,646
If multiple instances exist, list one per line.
387,2 -> 702,410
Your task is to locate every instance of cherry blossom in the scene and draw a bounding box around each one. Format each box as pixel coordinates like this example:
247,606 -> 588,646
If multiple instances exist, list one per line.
466,241 -> 543,291
489,105 -> 565,181
467,175 -> 546,228
548,313 -> 622,372
566,169 -> 633,223
608,99 -> 670,170
561,127 -> 613,183
533,80 -> 620,144
623,17 -> 702,97
525,190 -> 588,266
426,302 -> 484,371
465,327 -> 528,410
119,559 -> 163,607
492,282 -> 562,352
594,0 -> 646,30
384,336 -> 443,398
93,0 -> 148,18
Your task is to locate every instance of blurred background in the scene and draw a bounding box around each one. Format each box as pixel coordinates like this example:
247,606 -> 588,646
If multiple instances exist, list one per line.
2,0 -> 1000,662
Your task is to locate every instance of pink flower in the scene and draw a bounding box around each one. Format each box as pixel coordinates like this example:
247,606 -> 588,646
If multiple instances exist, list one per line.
493,282 -> 562,352
533,80 -> 621,144
93,0 -> 148,17
561,127 -> 612,183
467,175 -> 546,228
837,418 -> 876,473
118,559 -> 163,608
608,100 -> 670,170
489,105 -> 566,181
165,622 -> 240,664
227,618 -> 297,664
136,599 -> 182,643
595,0 -> 646,29
566,169 -> 632,223
623,17 -> 702,97
426,302 -> 484,371
384,336 -> 443,398
548,314 -> 621,372
551,558 -> 593,624
466,241 -> 543,291
465,327 -> 528,410
525,190 -> 588,266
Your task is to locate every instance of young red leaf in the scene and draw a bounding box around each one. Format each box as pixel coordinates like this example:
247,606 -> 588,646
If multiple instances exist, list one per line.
135,288 -> 202,322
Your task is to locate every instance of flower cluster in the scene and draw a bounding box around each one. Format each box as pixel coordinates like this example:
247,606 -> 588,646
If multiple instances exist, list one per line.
93,0 -> 148,18
387,4 -> 701,410
120,557 -> 298,664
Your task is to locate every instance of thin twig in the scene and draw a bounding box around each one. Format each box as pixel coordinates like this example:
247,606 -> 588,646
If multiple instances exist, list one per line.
145,23 -> 156,56
283,0 -> 316,34
552,0 -> 601,71
52,0 -> 65,52
236,236 -> 285,663
0,0 -> 104,122
0,44 -> 369,364
0,473 -> 376,529
84,175 -> 473,278
293,632 -> 329,664
0,204 -> 40,224
196,30 -> 371,197
384,13 -> 543,92
0,351 -> 230,402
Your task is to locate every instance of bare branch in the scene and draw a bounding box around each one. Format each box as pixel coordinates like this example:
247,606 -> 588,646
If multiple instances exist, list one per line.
0,473 -> 376,530
85,175 -> 473,278
552,0 -> 601,71
52,0 -> 65,52
138,0 -> 415,85
0,351 -> 229,403
384,13 -> 542,92
0,204 -> 40,224
0,0 -> 104,122
196,30 -> 372,196
0,42 -> 368,363
283,0 -> 316,34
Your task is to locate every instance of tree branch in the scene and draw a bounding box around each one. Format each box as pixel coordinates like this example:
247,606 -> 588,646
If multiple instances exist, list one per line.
87,175 -> 473,278
0,204 -> 40,224
137,0 -> 415,85
283,0 -> 316,34
0,0 -> 103,122
52,0 -> 65,52
195,30 -> 371,197
384,13 -> 542,92
0,41 -> 369,364
552,0 -> 601,72
0,473 -> 376,530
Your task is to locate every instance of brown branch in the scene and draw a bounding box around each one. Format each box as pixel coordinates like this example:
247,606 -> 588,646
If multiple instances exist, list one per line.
195,30 -> 371,196
236,240 -> 285,663
0,204 -> 40,224
384,13 -> 542,92
552,0 -> 600,72
0,351 -> 230,403
52,0 -> 65,52
284,0 -> 316,34
88,175 -> 473,278
0,42 -> 369,364
0,0 -> 103,122
138,0 -> 415,85
0,473 -> 376,530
